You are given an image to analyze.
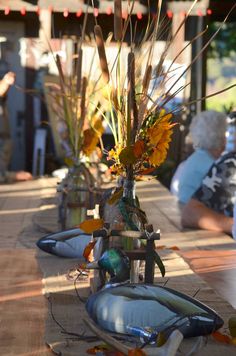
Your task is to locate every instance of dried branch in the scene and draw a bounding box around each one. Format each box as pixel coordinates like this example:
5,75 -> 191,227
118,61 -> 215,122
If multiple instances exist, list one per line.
76,48 -> 83,94
114,0 -> 123,41
94,25 -> 110,84
83,317 -> 131,355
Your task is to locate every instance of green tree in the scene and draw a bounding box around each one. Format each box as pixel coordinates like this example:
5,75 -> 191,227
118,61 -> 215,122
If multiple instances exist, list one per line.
208,22 -> 236,59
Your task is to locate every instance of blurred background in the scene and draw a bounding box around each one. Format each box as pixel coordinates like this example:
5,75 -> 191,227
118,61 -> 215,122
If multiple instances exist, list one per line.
0,0 -> 235,187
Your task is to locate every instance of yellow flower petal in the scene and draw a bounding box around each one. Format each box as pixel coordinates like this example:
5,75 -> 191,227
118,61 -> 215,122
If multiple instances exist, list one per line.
149,147 -> 167,166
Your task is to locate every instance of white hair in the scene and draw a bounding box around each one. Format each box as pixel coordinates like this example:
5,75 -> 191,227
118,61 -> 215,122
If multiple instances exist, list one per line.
189,110 -> 227,150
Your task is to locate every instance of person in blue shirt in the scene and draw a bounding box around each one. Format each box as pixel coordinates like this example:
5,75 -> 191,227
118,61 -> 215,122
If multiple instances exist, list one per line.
181,111 -> 236,237
170,110 -> 227,204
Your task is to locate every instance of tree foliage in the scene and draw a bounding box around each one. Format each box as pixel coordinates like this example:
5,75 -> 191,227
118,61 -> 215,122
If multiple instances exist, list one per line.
208,22 -> 236,59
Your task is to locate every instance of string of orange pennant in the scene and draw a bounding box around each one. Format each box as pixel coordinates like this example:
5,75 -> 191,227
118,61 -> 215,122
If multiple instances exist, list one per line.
2,6 -> 213,19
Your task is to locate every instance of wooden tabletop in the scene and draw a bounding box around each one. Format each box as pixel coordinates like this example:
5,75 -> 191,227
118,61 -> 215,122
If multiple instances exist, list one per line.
1,176 -> 236,355
0,178 -> 55,355
136,178 -> 236,309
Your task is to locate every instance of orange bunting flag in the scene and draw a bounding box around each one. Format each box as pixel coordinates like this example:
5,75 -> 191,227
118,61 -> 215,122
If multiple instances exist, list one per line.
83,240 -> 97,262
79,218 -> 104,233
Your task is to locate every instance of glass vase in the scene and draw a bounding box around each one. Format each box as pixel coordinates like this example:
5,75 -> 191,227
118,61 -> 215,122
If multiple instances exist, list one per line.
122,178 -> 141,283
58,163 -> 95,230
103,177 -> 142,283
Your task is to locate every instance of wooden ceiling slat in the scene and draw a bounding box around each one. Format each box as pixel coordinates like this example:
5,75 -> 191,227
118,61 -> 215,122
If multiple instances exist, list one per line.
0,0 -> 147,14
0,1 -> 235,19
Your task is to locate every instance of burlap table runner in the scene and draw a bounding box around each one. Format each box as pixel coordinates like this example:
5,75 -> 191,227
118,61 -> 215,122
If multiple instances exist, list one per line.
20,182 -> 236,355
36,247 -> 236,355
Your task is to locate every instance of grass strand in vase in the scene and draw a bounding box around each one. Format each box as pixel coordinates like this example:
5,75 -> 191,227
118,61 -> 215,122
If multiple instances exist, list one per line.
45,41 -> 105,229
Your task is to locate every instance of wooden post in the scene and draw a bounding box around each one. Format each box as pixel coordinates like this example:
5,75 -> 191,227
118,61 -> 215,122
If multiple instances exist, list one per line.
39,8 -> 51,51
188,15 -> 208,115
167,1 -> 210,115
171,11 -> 186,65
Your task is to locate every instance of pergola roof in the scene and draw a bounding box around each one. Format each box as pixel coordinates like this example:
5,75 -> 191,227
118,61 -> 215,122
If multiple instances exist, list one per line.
0,1 -> 235,19
0,0 -> 147,14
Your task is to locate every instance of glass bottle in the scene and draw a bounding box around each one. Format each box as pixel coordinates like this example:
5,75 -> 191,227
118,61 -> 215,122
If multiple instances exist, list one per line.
103,177 -> 142,282
57,176 -> 68,230
65,164 -> 90,229
122,178 -> 140,248
121,178 -> 142,283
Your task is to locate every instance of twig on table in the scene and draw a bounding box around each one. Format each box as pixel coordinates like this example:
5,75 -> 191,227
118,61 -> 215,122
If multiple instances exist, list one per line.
47,294 -> 98,342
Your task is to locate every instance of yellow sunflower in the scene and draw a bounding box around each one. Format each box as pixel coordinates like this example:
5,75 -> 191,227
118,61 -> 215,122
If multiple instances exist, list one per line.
146,112 -> 175,167
149,146 -> 168,166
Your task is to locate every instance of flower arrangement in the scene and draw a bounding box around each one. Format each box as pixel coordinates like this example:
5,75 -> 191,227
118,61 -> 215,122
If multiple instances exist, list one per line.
44,51 -> 104,167
94,0 -> 236,183
108,110 -> 175,177
43,29 -> 109,229
47,0 -> 236,269
79,0 -> 236,278
93,5 -> 180,182
89,1 -> 180,277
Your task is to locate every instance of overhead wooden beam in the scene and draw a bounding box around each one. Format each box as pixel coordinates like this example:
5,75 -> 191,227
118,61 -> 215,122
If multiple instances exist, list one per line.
0,1 -> 147,14
167,0 -> 210,16
39,8 -> 51,49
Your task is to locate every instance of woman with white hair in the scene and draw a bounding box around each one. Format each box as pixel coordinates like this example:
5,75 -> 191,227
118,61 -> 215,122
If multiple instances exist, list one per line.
170,110 -> 227,204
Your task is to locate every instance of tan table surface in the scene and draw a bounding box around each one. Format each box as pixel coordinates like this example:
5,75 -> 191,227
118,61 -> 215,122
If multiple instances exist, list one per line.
1,177 -> 236,355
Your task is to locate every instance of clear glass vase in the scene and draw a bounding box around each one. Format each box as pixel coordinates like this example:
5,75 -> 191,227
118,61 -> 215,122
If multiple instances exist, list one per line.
122,178 -> 141,283
66,165 -> 87,228
104,177 -> 142,283
58,163 -> 95,229
122,179 -> 140,246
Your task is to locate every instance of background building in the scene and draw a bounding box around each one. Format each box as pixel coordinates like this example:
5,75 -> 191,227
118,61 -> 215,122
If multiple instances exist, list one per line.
0,0 -> 235,176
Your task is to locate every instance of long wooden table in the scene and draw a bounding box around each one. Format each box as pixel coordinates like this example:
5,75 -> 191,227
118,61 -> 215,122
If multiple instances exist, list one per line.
136,178 -> 236,309
1,177 -> 236,355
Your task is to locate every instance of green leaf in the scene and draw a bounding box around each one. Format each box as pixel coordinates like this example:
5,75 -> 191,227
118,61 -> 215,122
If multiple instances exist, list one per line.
152,250 -> 165,277
119,146 -> 137,165
107,187 -> 123,205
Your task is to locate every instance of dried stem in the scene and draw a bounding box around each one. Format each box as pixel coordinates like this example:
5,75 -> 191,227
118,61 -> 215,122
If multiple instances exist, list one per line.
163,3 -> 236,102
80,77 -> 87,124
56,54 -> 65,91
186,83 -> 236,107
76,76 -> 88,159
94,25 -> 110,84
136,64 -> 153,128
142,64 -> 152,95
114,0 -> 123,41
55,54 -> 74,149
76,48 -> 83,94
127,52 -> 135,146
83,317 -> 131,355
